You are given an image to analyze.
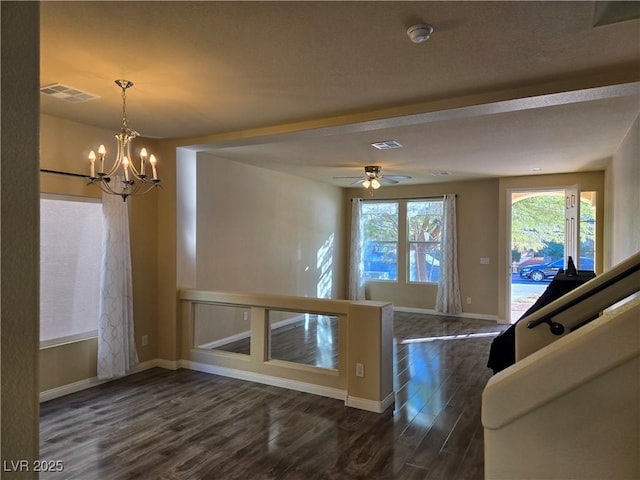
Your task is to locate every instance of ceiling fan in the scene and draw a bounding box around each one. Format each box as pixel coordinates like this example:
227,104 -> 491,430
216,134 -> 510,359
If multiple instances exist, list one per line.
335,165 -> 411,189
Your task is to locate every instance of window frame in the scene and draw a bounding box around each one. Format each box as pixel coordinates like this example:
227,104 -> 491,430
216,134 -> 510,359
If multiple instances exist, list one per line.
360,197 -> 443,285
406,199 -> 443,284
39,193 -> 103,348
361,201 -> 400,282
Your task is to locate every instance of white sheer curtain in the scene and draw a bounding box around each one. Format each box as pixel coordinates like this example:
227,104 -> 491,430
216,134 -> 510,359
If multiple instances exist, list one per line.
97,189 -> 138,380
436,193 -> 462,314
348,198 -> 366,300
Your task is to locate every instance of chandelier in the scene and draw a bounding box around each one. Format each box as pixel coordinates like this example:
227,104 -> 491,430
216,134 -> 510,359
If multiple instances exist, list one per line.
87,80 -> 160,201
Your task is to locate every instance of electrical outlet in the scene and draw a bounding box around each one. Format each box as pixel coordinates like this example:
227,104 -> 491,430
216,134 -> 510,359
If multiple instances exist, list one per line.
141,334 -> 148,347
356,363 -> 364,377
243,311 -> 249,321
466,297 -> 472,304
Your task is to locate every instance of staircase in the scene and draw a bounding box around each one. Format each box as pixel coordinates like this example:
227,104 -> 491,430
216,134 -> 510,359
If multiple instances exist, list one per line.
482,252 -> 640,480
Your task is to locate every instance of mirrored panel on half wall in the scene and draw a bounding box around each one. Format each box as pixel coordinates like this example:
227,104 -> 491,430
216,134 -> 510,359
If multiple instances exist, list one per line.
268,310 -> 339,370
194,303 -> 251,356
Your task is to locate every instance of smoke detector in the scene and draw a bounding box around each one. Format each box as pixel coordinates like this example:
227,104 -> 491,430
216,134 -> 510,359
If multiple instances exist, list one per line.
407,24 -> 434,44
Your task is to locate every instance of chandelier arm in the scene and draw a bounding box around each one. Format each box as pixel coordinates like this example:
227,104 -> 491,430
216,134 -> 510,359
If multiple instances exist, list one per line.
128,182 -> 157,197
91,178 -> 114,196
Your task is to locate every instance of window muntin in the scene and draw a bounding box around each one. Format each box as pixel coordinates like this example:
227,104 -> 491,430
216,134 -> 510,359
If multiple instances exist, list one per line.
407,200 -> 442,283
40,195 -> 103,346
361,202 -> 399,281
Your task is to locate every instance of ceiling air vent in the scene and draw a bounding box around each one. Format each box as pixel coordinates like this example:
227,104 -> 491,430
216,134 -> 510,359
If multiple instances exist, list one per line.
371,140 -> 403,150
40,83 -> 100,103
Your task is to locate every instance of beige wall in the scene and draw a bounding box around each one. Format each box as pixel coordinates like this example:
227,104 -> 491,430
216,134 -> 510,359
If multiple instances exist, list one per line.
1,2 -> 40,475
151,139 -> 180,362
194,153 -> 345,298
193,304 -> 251,347
38,114 -> 159,392
605,114 -> 640,268
344,179 -> 500,316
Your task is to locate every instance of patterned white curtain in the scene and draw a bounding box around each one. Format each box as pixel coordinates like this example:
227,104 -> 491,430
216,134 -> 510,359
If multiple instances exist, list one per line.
97,189 -> 138,380
348,198 -> 366,300
436,194 -> 462,314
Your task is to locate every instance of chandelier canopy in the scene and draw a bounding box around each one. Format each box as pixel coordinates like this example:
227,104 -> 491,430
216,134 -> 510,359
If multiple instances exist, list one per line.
87,79 -> 160,201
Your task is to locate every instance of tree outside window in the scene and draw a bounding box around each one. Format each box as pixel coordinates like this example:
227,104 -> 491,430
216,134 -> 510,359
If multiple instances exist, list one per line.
408,200 -> 442,283
360,199 -> 443,283
511,192 -> 596,267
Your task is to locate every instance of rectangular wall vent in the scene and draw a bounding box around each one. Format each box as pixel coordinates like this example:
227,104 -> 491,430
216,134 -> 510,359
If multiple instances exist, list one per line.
40,83 -> 100,103
371,140 -> 403,150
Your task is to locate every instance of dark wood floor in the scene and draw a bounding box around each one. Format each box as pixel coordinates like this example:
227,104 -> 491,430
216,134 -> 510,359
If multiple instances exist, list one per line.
39,312 -> 507,480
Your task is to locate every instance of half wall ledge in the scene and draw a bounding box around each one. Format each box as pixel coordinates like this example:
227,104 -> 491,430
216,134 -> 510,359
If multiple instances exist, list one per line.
179,289 -> 394,413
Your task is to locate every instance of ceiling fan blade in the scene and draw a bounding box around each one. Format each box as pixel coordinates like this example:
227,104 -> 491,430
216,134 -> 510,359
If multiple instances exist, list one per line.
333,176 -> 363,179
380,177 -> 399,185
386,175 -> 412,180
350,179 -> 366,186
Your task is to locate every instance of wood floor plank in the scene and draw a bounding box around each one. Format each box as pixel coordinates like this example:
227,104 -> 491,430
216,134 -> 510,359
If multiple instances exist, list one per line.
40,312 -> 506,479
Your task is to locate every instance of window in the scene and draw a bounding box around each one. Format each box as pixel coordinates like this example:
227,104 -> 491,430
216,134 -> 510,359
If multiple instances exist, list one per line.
407,200 -> 442,283
361,198 -> 443,283
40,195 -> 103,346
361,202 -> 398,280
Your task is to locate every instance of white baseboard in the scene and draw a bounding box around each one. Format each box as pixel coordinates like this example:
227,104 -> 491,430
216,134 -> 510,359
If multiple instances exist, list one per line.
40,357 -> 394,414
197,330 -> 251,350
197,315 -> 306,350
395,306 -> 499,322
39,358 -> 171,403
153,358 -> 180,370
40,376 -> 103,403
180,360 -> 347,402
346,391 -> 395,413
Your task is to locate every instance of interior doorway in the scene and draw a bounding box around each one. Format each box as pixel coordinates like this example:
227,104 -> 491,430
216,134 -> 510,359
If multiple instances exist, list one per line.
507,189 -> 597,323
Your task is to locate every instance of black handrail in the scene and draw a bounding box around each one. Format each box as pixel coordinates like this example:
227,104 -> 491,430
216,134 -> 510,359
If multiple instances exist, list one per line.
527,261 -> 640,335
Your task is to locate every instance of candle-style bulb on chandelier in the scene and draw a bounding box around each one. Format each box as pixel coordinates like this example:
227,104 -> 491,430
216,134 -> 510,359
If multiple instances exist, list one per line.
87,79 -> 160,201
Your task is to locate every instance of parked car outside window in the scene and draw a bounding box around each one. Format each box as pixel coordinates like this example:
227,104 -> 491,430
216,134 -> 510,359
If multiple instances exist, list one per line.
519,257 -> 594,282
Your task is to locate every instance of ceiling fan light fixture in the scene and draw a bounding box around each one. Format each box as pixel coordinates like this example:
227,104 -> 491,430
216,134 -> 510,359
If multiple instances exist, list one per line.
362,166 -> 383,190
364,165 -> 382,177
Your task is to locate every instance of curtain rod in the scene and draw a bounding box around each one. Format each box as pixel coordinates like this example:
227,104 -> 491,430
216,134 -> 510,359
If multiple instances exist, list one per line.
40,169 -> 88,179
350,194 -> 455,202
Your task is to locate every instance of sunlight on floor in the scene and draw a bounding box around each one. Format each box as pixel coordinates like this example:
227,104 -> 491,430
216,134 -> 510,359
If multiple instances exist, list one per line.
400,331 -> 501,344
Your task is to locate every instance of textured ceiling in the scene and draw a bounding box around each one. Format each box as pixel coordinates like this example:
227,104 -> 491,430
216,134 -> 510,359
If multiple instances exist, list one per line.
40,1 -> 640,186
